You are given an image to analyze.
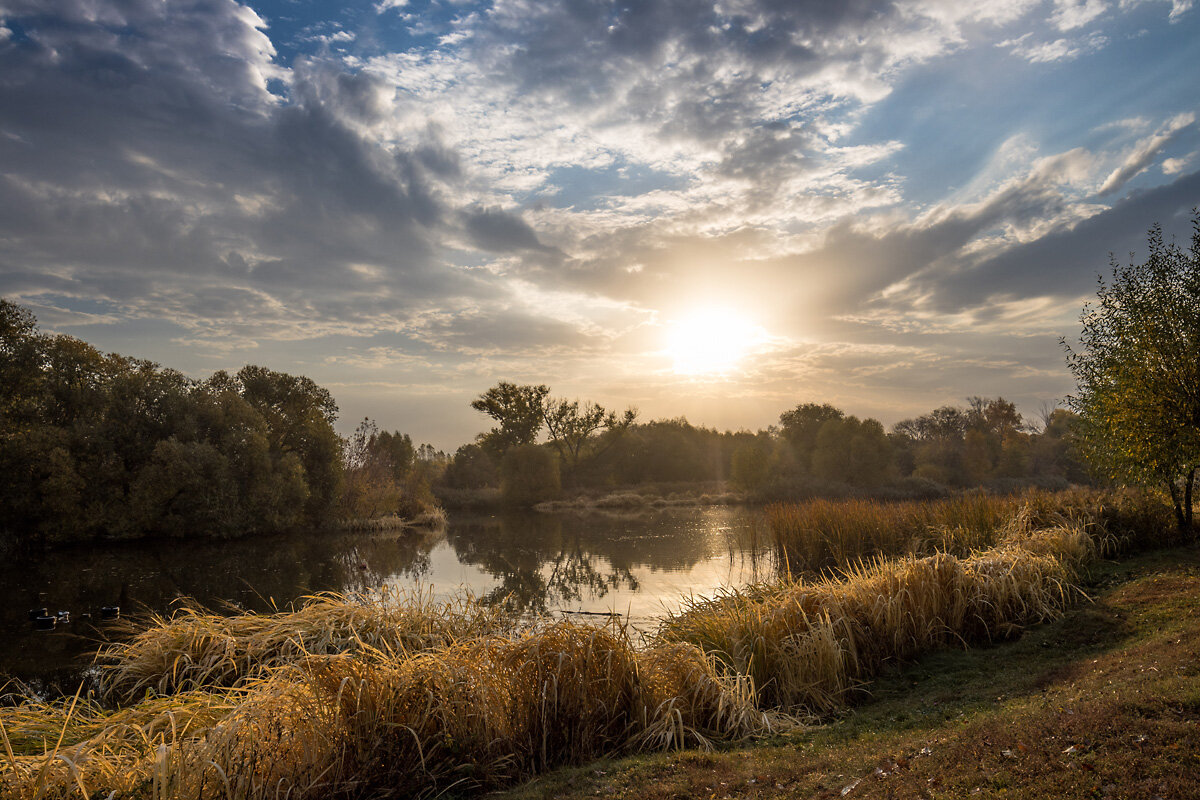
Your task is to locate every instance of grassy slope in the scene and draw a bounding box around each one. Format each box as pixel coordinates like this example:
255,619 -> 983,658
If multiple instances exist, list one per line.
498,543 -> 1200,800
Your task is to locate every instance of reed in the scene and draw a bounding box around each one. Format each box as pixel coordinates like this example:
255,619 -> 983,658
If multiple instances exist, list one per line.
765,488 -> 1174,573
98,587 -> 512,702
4,628 -> 775,799
658,523 -> 1089,711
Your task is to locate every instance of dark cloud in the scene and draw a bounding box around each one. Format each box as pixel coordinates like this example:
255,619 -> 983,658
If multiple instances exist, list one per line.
0,0 -> 541,338
915,170 -> 1200,312
462,206 -> 551,253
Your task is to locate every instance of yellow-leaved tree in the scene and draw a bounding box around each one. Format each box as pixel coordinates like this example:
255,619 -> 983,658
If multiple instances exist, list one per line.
1064,210 -> 1200,531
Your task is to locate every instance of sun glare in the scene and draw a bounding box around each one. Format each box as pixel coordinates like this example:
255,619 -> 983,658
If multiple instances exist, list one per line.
665,308 -> 761,376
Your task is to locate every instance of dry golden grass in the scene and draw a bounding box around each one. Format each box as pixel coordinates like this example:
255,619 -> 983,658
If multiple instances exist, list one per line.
765,487 -> 1174,572
98,586 -> 512,702
4,627 -> 775,799
765,493 -> 1017,572
657,523 -> 1089,711
1,489 -> 1177,799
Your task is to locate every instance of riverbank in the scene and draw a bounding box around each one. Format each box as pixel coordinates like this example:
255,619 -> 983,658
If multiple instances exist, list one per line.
497,542 -> 1200,800
2,491 -> 1179,799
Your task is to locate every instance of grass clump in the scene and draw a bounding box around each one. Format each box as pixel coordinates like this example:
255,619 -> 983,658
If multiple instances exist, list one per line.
98,587 -> 512,702
657,527 -> 1084,712
4,625 -> 776,799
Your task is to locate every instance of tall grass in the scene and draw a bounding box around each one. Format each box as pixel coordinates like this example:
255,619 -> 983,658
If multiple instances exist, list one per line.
1,489 -> 1178,799
658,526 -> 1090,711
3,626 -> 775,799
99,587 -> 513,702
766,487 -> 1175,573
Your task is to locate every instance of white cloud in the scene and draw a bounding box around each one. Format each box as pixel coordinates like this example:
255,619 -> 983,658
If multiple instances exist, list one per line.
998,31 -> 1108,61
1099,112 -> 1196,195
1051,0 -> 1109,30
1162,152 -> 1195,173
374,0 -> 408,13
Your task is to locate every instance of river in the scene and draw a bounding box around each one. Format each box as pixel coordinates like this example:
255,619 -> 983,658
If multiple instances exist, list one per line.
2,506 -> 776,690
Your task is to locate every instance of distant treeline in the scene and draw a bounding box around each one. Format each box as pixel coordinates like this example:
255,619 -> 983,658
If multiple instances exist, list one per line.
1,297 -> 1091,542
0,300 -> 448,547
0,300 -> 348,545
437,385 -> 1089,506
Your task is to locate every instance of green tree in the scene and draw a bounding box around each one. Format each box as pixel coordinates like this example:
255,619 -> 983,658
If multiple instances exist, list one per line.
471,382 -> 549,459
1064,212 -> 1200,530
441,443 -> 498,489
779,403 -> 843,473
500,444 -> 561,507
730,433 -> 775,491
812,416 -> 892,487
235,365 -> 343,524
543,397 -> 637,481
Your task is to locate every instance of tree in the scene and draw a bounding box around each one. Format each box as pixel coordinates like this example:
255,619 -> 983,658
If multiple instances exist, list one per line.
778,403 -> 843,474
730,433 -> 775,491
470,382 -> 549,459
1064,211 -> 1200,530
500,444 -> 561,507
543,397 -> 637,480
811,416 -> 892,487
235,365 -> 343,523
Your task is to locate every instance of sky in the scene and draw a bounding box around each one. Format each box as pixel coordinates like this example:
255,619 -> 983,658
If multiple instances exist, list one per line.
1,0 -> 1198,450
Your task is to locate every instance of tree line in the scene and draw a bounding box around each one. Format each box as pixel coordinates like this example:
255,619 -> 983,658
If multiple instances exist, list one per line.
0,300 -> 444,547
9,208 -> 1196,540
435,383 -> 1088,506
5,212 -> 1196,539
0,297 -> 1091,544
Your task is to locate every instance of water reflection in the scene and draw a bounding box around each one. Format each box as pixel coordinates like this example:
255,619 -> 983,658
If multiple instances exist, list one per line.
442,508 -> 772,619
2,506 -> 774,686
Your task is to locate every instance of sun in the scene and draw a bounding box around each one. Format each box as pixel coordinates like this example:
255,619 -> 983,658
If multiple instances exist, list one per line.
664,308 -> 761,376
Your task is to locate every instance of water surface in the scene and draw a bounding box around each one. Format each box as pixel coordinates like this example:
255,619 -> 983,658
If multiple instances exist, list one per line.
2,506 -> 774,687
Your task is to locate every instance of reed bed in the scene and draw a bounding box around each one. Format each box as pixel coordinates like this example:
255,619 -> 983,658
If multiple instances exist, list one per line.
765,493 -> 1018,572
657,523 -> 1092,711
1,489 -> 1177,799
766,487 -> 1174,573
4,626 -> 775,799
99,587 -> 513,702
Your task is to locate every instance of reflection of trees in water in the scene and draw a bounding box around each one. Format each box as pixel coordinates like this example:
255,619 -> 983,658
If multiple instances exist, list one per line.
0,527 -> 442,682
445,508 -> 769,614
447,513 -> 640,614
333,534 -> 436,596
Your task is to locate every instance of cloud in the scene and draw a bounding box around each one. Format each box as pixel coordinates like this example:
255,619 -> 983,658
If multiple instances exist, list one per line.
895,168 -> 1200,314
1162,152 -> 1196,173
0,0 -> 1196,446
997,31 -> 1109,61
0,0 -> 546,347
1051,0 -> 1109,30
1098,112 -> 1196,195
